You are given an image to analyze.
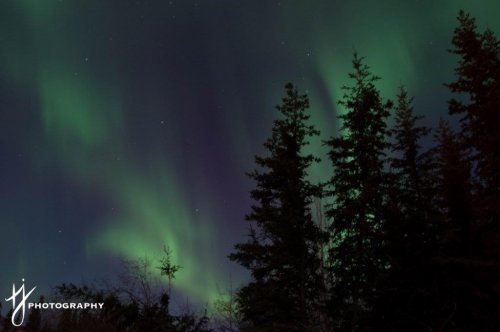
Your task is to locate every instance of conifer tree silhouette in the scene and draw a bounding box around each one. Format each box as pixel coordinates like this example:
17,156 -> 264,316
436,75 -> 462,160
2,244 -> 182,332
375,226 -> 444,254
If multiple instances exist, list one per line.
324,53 -> 392,331
230,83 -> 324,331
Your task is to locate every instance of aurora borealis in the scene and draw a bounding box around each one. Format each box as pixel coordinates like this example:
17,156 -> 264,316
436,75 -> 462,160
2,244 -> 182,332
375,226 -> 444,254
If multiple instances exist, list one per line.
1,0 -> 499,309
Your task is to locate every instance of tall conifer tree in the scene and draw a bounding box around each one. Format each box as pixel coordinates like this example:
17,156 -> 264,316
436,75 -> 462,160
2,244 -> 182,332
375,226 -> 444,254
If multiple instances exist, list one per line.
324,53 -> 392,330
447,10 -> 500,245
430,119 -> 480,330
380,87 -> 437,329
230,83 -> 324,331
443,12 -> 500,328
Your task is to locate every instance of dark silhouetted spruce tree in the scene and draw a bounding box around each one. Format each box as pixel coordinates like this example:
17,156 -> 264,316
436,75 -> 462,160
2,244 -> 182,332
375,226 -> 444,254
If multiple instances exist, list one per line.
230,83 -> 324,332
443,12 -> 500,330
324,53 -> 392,331
378,87 -> 437,330
430,119 -> 480,331
447,10 -> 500,254
430,118 -> 498,331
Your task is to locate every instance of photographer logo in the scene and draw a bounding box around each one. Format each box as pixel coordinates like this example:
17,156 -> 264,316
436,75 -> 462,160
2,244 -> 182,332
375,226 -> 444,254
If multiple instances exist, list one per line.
4,278 -> 104,327
4,279 -> 36,327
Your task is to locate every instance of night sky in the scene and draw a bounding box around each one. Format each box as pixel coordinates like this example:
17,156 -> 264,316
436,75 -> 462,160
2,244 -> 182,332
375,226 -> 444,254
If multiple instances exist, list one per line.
1,0 -> 499,309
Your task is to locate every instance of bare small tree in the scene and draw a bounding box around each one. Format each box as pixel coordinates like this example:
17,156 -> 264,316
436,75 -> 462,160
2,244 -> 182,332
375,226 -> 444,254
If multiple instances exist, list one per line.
119,255 -> 159,308
212,278 -> 242,332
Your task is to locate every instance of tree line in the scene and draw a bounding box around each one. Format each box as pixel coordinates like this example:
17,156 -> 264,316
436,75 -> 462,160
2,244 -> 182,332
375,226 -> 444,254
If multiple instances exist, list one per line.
230,11 -> 500,332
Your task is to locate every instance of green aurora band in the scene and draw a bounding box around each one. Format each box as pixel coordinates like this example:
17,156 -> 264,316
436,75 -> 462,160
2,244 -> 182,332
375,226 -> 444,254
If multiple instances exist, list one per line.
2,1 -> 223,303
1,0 -> 499,307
